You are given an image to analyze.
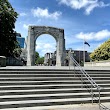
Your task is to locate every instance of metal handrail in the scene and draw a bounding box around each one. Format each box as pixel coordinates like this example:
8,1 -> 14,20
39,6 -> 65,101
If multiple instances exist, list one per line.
70,54 -> 110,110
70,55 -> 100,89
69,54 -> 103,109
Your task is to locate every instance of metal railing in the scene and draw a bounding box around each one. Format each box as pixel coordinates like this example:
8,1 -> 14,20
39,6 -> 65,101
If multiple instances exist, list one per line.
69,54 -> 110,110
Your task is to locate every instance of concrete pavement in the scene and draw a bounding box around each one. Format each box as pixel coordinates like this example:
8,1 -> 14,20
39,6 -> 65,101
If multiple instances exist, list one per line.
0,103 -> 110,110
0,66 -> 110,70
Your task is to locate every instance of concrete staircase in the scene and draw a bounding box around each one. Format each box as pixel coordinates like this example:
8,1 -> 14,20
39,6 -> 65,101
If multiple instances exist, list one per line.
0,68 -> 110,109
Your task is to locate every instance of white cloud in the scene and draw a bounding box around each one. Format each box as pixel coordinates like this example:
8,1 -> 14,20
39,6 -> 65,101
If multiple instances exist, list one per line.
76,29 -> 110,41
23,24 -> 29,30
23,19 -> 43,30
31,7 -> 62,19
19,12 -> 27,16
23,23 -> 35,30
36,43 -> 56,56
85,1 -> 110,15
58,0 -> 110,15
85,2 -> 99,15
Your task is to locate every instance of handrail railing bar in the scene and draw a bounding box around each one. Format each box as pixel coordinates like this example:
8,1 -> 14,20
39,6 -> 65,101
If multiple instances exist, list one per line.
71,56 -> 94,80
100,104 -> 110,110
99,89 -> 101,109
76,70 -> 96,85
76,72 -> 96,91
70,56 -> 92,79
75,73 -> 94,91
92,96 -> 110,110
76,71 -> 102,91
72,55 -> 99,88
70,55 -> 100,89
69,55 -> 101,108
69,54 -> 110,110
70,55 -> 100,87
76,71 -> 109,110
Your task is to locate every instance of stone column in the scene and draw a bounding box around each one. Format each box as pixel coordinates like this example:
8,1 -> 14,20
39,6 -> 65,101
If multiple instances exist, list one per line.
62,38 -> 66,65
44,54 -> 46,64
69,53 -> 74,66
27,26 -> 35,66
69,50 -> 74,66
56,39 -> 61,66
56,31 -> 65,66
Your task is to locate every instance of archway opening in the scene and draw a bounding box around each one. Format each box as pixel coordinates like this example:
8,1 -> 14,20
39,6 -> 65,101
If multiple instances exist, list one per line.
35,34 -> 56,66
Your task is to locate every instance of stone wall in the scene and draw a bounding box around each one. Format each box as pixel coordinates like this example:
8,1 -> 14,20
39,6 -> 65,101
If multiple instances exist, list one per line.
6,57 -> 24,66
0,56 -> 6,67
84,60 -> 110,67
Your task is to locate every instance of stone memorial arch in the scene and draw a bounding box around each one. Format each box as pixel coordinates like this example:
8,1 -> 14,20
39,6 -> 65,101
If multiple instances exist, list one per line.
27,26 -> 66,66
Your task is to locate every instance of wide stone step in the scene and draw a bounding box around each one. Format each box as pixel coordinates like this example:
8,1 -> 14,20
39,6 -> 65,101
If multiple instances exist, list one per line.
0,87 -> 109,95
0,88 -> 101,96
0,87 -> 110,93
0,92 -> 92,101
0,75 -> 78,78
0,70 -> 110,74
0,76 -> 110,79
0,97 -> 110,109
0,83 -> 110,87
80,71 -> 110,73
0,68 -> 110,109
0,98 -> 100,109
0,71 -> 74,74
0,74 -> 110,78
89,74 -> 110,77
0,79 -> 110,83
0,83 -> 109,90
0,80 -> 110,86
1,92 -> 110,103
0,85 -> 81,90
0,91 -> 110,98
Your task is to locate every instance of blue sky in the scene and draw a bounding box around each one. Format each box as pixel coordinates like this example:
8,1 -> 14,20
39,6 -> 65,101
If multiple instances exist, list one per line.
9,0 -> 110,56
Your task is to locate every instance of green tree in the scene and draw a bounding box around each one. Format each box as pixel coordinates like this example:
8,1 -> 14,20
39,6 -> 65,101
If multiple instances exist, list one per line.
0,0 -> 18,57
90,39 -> 110,61
39,57 -> 44,64
13,42 -> 22,57
36,57 -> 44,65
35,52 -> 40,61
35,52 -> 44,65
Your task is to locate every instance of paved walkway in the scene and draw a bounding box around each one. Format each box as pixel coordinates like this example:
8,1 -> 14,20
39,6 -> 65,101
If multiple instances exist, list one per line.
0,66 -> 110,70
1,103 -> 110,110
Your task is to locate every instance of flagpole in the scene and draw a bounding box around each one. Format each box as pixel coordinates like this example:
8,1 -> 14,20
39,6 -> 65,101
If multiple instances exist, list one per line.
83,37 -> 85,66
79,50 -> 80,65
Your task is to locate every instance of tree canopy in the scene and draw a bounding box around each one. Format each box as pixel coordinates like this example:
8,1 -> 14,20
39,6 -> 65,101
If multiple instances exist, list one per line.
35,52 -> 44,65
0,0 -> 18,57
13,41 -> 22,57
90,39 -> 110,61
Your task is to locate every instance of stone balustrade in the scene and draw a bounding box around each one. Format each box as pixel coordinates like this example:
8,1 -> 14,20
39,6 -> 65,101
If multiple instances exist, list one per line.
84,60 -> 110,67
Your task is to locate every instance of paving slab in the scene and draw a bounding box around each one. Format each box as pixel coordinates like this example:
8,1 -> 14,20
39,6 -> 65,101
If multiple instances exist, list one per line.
0,66 -> 110,70
0,101 -> 110,110
0,103 -> 104,110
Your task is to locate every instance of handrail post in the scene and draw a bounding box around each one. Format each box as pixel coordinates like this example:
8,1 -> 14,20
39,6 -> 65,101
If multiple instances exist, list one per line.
99,88 -> 101,109
74,63 -> 75,77
69,48 -> 72,70
91,84 -> 93,104
69,56 -> 70,70
81,74 -> 83,88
